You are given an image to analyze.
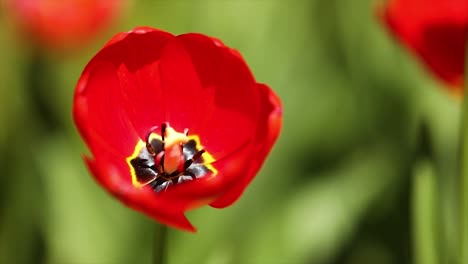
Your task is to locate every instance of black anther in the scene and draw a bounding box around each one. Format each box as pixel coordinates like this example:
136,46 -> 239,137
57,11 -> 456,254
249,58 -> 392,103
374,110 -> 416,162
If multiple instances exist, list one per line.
161,123 -> 167,142
184,149 -> 205,169
145,126 -> 159,156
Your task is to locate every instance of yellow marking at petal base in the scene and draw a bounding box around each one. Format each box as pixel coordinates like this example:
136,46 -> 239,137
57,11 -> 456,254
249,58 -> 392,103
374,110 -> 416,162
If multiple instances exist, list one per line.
126,133 -> 218,189
126,133 -> 162,188
126,139 -> 146,188
187,135 -> 218,176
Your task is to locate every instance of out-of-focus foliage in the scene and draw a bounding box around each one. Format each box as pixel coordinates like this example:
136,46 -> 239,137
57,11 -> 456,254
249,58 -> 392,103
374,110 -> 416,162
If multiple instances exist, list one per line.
0,0 -> 460,264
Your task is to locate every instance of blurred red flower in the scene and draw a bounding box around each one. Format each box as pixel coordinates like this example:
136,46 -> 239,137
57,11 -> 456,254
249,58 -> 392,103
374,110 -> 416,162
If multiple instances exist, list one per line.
4,0 -> 125,51
73,27 -> 282,231
380,0 -> 468,89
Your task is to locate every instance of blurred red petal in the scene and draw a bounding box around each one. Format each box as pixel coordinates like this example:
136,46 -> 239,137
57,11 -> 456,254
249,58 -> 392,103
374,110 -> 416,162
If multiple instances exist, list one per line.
380,0 -> 468,88
6,0 -> 126,51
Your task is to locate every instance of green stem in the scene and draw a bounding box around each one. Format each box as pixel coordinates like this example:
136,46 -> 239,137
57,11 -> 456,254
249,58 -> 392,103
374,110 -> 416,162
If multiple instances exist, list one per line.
26,48 -> 59,133
153,224 -> 168,264
412,159 -> 439,264
460,47 -> 468,264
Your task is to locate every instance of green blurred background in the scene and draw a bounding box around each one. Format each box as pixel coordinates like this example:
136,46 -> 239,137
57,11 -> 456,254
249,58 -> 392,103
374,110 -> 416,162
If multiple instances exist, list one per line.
0,0 -> 461,263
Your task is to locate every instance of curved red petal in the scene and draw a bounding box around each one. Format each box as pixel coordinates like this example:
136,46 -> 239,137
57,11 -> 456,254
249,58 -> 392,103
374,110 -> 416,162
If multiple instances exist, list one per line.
81,120 -> 200,231
84,156 -> 196,232
176,33 -> 261,159
160,139 -> 254,204
157,37 -> 205,132
103,26 -> 161,47
74,59 -> 139,156
96,28 -> 175,138
210,84 -> 283,208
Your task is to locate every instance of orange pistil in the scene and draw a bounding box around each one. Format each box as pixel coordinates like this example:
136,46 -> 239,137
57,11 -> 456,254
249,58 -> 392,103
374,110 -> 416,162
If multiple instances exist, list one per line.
162,126 -> 188,174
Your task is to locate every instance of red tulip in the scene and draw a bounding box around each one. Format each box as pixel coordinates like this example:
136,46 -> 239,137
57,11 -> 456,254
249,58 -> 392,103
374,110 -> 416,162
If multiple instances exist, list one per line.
380,0 -> 468,89
4,0 -> 125,51
73,27 -> 282,231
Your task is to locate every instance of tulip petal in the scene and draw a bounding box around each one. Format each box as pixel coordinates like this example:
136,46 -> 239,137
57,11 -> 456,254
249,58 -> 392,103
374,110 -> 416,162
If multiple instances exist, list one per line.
161,139 -> 254,204
381,0 -> 468,87
6,0 -> 125,50
210,84 -> 282,208
177,33 -> 261,159
74,60 -> 139,157
98,29 -> 175,138
158,37 -> 206,132
84,156 -> 196,232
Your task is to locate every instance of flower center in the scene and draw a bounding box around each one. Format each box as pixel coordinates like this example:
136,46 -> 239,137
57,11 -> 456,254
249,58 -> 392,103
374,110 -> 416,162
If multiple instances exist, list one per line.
126,123 -> 217,192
